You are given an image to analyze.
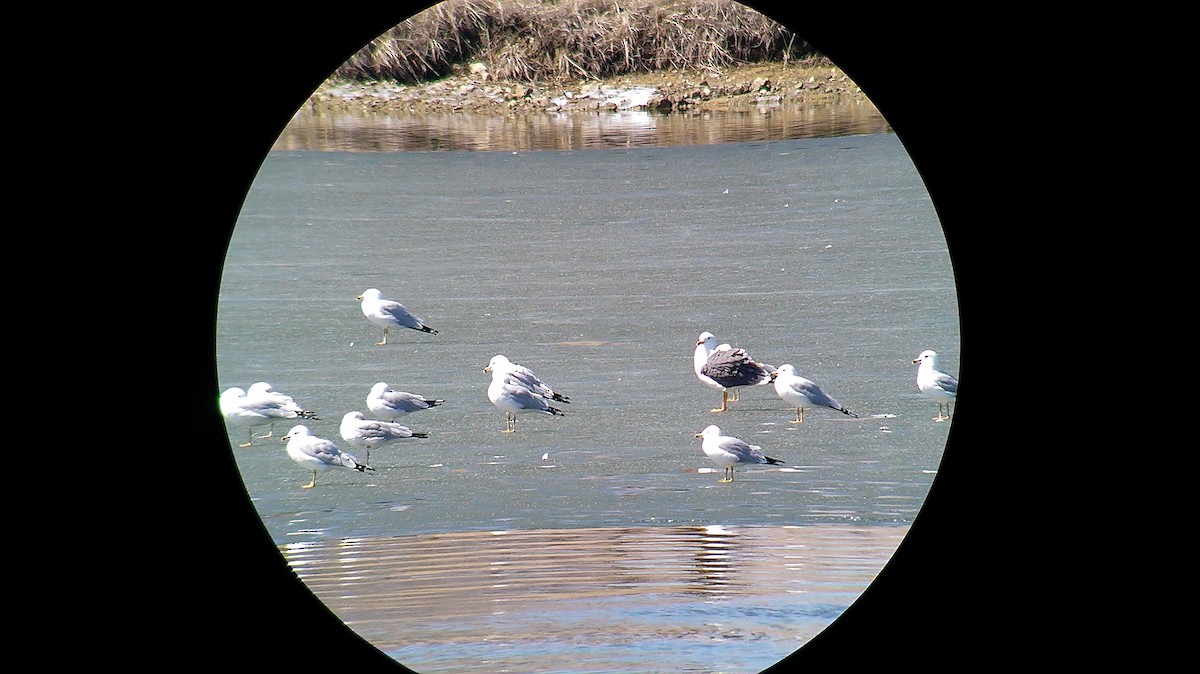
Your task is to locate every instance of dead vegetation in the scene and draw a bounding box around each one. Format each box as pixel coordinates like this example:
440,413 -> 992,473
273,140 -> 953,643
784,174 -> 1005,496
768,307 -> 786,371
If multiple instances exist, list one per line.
335,0 -> 819,84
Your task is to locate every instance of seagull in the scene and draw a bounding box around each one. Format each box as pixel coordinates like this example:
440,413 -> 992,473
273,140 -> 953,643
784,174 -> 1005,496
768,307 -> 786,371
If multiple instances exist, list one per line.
366,382 -> 445,420
282,424 -> 374,489
694,424 -> 784,483
772,364 -> 857,424
245,381 -> 319,438
484,354 -> 570,404
486,367 -> 565,433
913,349 -> 958,421
693,331 -> 773,413
356,288 -> 438,345
338,411 -> 428,463
219,386 -> 315,447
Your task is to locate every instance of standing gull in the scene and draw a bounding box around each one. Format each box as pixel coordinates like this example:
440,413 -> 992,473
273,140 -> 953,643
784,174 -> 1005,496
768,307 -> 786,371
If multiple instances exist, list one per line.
772,364 -> 858,423
485,354 -> 570,404
693,331 -> 774,413
357,288 -> 438,345
282,424 -> 374,489
694,424 -> 784,482
913,349 -> 958,421
486,367 -> 565,433
366,382 -> 445,421
219,386 -> 315,447
339,411 -> 428,463
245,381 -> 319,439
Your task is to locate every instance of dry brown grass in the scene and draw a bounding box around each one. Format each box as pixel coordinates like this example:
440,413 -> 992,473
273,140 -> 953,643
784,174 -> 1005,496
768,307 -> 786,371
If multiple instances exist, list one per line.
335,0 -> 815,84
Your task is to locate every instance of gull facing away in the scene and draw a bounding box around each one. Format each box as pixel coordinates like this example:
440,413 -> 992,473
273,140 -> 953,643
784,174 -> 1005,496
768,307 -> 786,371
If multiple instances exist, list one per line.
772,364 -> 858,424
282,424 -> 374,489
219,386 -> 317,448
339,411 -> 428,463
693,331 -> 774,413
245,381 -> 319,439
486,367 -> 565,433
694,424 -> 784,483
484,354 -> 570,404
913,349 -> 958,421
356,288 -> 438,345
366,382 -> 445,420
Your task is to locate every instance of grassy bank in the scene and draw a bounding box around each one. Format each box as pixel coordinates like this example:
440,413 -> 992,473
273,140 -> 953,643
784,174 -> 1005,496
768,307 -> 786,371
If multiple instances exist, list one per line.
335,0 -> 816,84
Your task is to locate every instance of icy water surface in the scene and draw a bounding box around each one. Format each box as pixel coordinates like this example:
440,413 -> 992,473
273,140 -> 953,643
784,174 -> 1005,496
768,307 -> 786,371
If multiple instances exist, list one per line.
217,131 -> 957,672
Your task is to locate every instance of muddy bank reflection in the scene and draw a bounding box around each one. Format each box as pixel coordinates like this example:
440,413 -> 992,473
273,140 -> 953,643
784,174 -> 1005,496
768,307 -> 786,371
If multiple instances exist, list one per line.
274,98 -> 889,153
282,524 -> 907,672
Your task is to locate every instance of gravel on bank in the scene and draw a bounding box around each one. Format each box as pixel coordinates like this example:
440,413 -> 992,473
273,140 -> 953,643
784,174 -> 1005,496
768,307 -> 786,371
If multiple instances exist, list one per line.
304,62 -> 872,116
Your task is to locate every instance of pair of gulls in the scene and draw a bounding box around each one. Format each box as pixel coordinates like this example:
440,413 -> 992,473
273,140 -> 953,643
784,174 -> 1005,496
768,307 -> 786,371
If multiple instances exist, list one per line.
339,381 -> 443,463
485,355 -> 570,433
218,382 -> 320,447
220,380 -> 442,488
693,331 -> 858,422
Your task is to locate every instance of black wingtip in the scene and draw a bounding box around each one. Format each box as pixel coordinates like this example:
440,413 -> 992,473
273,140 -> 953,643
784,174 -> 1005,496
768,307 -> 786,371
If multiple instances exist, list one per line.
843,408 -> 858,418
767,456 -> 785,465
355,464 -> 375,473
422,326 -> 439,335
549,407 -> 566,416
412,432 -> 430,438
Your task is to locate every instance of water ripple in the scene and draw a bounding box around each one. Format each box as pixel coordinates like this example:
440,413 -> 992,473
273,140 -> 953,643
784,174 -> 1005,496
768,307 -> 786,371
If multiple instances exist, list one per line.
281,524 -> 907,673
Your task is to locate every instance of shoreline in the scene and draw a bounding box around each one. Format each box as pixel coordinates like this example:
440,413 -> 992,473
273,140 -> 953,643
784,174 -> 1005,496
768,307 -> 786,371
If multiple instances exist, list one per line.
303,61 -> 875,117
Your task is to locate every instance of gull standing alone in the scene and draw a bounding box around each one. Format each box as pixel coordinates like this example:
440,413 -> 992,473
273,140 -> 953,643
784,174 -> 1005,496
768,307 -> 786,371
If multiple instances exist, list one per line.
366,382 -> 445,420
357,288 -> 438,345
485,366 -> 565,433
282,424 -> 374,489
913,349 -> 958,421
694,424 -> 784,482
219,386 -> 318,447
772,364 -> 858,424
693,331 -> 774,413
339,411 -> 428,463
485,355 -> 571,404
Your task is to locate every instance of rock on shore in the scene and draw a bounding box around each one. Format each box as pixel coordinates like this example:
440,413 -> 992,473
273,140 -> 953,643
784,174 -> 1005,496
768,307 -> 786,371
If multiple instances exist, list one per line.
304,62 -> 872,116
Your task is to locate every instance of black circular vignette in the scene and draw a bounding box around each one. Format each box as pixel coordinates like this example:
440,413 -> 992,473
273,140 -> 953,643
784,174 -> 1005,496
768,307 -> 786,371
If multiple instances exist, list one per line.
27,2 -> 1032,670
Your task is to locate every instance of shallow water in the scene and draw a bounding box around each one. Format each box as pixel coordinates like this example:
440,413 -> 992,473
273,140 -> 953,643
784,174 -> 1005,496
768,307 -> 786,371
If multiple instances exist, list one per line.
276,97 -> 889,152
284,525 -> 908,673
218,127 -> 958,672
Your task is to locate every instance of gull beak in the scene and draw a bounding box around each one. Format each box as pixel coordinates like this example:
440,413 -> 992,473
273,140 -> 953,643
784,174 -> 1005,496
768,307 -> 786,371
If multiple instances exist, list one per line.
912,358 -> 920,364
483,366 -> 492,373
694,432 -> 703,438
356,294 -> 363,301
